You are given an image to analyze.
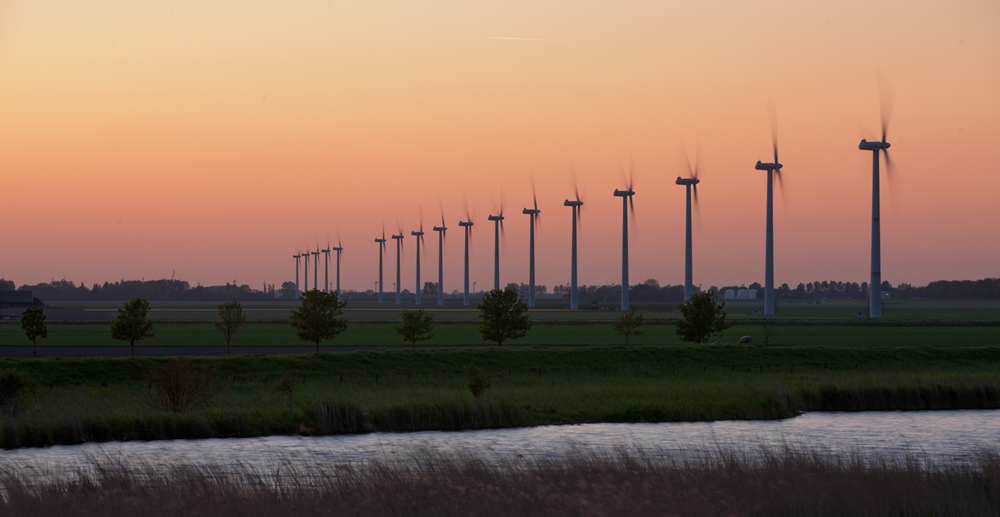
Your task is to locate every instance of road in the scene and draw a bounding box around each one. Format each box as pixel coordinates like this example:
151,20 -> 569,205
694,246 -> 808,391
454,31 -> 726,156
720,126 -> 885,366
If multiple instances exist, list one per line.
0,345 -> 578,358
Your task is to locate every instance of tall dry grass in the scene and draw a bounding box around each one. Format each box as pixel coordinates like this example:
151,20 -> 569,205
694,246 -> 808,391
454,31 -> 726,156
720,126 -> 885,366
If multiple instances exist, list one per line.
1,447 -> 997,516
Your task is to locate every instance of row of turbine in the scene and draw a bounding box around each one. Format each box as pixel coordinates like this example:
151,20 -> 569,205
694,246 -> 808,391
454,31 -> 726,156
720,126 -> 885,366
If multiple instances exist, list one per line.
292,95 -> 894,318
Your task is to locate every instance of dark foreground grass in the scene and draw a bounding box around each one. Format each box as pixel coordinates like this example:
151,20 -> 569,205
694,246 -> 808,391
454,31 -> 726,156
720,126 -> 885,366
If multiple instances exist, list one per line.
1,345 -> 999,448
2,448 -> 998,516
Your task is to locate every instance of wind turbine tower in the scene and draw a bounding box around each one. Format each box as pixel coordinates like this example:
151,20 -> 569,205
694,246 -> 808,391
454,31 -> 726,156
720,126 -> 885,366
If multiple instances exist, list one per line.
613,176 -> 636,311
392,233 -> 404,304
859,86 -> 894,318
433,215 -> 447,306
522,197 -> 540,308
311,248 -> 320,291
754,133 -> 783,316
293,253 -> 301,296
411,226 -> 425,305
459,218 -> 473,306
322,244 -> 331,293
303,247 -> 310,293
332,241 -> 343,295
676,160 -> 700,300
487,212 -> 504,291
563,197 -> 583,310
375,233 -> 387,304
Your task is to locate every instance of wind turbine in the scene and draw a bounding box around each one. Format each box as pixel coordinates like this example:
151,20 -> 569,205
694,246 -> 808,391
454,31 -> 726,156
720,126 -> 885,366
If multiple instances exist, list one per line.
293,252 -> 301,296
613,160 -> 636,311
563,176 -> 583,310
676,145 -> 701,300
433,212 -> 447,306
522,183 -> 541,309
392,231 -> 404,304
311,247 -> 320,291
411,222 -> 425,305
321,243 -> 331,293
332,238 -> 343,295
303,246 -> 310,293
375,231 -> 387,304
754,109 -> 784,316
859,78 -> 895,318
488,205 -> 504,291
459,214 -> 474,306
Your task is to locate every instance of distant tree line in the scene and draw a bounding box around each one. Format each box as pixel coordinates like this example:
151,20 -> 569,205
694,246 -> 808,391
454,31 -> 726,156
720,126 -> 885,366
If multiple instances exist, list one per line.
10,276 -> 1000,302
15,279 -> 279,302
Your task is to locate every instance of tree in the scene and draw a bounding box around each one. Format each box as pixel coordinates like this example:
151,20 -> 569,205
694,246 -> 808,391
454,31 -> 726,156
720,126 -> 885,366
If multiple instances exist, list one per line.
20,307 -> 48,357
675,291 -> 731,343
393,309 -> 435,348
280,281 -> 297,298
477,287 -> 532,346
289,290 -> 347,352
214,299 -> 247,354
422,282 -> 439,296
110,298 -> 155,356
611,306 -> 645,345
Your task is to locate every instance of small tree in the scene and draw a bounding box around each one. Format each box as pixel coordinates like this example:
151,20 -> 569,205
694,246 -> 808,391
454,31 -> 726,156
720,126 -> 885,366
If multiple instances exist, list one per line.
393,309 -> 434,348
675,291 -> 731,343
20,307 -> 48,357
143,359 -> 218,412
464,362 -> 491,398
214,299 -> 247,354
477,288 -> 532,346
0,368 -> 35,416
289,290 -> 348,352
611,306 -> 645,345
110,298 -> 155,356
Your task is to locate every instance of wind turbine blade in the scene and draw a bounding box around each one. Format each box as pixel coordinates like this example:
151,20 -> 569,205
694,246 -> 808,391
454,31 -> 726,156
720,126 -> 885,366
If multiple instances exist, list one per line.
767,101 -> 779,161
628,152 -> 636,191
693,184 -> 703,234
877,71 -> 894,143
775,170 -> 786,210
680,141 -> 694,178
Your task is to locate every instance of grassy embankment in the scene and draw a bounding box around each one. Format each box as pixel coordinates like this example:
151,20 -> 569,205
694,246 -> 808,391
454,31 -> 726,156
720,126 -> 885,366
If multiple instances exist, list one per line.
1,320 -> 998,348
2,345 -> 999,448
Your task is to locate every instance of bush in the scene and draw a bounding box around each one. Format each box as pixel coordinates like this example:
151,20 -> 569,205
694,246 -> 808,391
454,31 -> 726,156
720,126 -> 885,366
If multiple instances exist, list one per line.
0,368 -> 35,416
675,291 -> 731,343
143,360 -> 218,413
464,363 -> 491,398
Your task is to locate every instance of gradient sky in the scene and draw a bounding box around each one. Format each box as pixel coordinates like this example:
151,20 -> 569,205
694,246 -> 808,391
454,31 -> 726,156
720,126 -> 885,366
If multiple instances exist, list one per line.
1,0 -> 997,292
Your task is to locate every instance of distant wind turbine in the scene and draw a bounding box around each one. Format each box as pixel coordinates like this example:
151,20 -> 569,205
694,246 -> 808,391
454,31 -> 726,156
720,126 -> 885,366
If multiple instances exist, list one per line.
754,106 -> 785,316
332,238 -> 343,295
433,211 -> 447,306
522,181 -> 541,308
676,144 -> 701,300
375,231 -> 387,304
563,172 -> 583,310
321,242 -> 332,293
411,222 -> 425,305
859,76 -> 895,318
488,203 -> 504,291
392,231 -> 404,304
613,158 -> 637,311
303,247 -> 310,293
459,213 -> 474,306
311,247 -> 320,291
293,252 -> 301,296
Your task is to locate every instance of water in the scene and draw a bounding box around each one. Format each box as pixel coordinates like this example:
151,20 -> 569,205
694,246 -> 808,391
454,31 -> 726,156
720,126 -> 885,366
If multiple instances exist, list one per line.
3,410 -> 998,477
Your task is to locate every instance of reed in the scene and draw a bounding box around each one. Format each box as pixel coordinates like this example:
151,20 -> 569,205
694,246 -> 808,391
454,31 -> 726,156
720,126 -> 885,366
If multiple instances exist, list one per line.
1,447 -> 997,516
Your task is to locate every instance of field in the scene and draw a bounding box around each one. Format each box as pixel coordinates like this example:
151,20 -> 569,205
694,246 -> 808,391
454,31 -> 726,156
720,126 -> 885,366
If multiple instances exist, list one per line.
1,345 -> 999,448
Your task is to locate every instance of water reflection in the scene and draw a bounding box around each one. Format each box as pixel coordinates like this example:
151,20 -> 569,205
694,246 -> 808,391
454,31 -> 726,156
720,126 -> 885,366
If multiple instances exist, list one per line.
3,410 -> 998,476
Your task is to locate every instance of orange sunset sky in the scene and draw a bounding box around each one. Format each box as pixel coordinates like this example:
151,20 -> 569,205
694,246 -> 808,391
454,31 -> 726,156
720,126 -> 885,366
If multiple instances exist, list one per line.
1,0 -> 997,293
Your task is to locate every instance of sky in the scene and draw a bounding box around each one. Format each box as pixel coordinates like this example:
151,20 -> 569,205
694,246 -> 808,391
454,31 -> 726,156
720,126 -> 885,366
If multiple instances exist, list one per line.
1,0 -> 998,293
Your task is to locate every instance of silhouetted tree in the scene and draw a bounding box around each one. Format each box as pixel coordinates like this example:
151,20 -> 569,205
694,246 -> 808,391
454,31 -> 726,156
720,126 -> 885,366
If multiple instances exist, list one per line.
675,291 -> 731,344
110,298 -> 155,356
477,288 -> 531,346
20,307 -> 47,357
394,309 -> 435,348
289,290 -> 347,352
214,299 -> 247,354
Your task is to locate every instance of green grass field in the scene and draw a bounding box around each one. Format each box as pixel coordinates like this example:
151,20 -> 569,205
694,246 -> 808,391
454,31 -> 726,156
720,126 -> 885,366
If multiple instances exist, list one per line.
2,345 -> 999,448
2,319 -> 998,348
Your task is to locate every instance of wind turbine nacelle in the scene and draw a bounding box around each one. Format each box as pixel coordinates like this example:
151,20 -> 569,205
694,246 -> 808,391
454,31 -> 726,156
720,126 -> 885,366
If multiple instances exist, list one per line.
410,231 -> 424,236
458,221 -> 473,227
858,139 -> 887,151
488,215 -> 504,221
562,200 -> 582,207
754,161 -> 772,171
523,208 -> 541,214
613,189 -> 634,197
433,226 -> 447,231
675,177 -> 698,185
375,238 -> 386,243
392,235 -> 404,239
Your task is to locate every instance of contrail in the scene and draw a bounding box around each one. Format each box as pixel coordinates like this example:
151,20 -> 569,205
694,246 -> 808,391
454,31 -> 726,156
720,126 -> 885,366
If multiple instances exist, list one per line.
490,36 -> 567,42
